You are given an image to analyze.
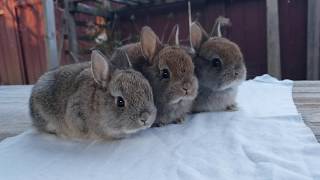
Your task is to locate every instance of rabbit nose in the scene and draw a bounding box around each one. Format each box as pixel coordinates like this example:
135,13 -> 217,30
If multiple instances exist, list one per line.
182,87 -> 189,95
140,119 -> 147,125
182,81 -> 193,95
235,72 -> 239,76
140,111 -> 150,125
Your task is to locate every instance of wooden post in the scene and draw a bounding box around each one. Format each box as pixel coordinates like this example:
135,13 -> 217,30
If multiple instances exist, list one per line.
64,0 -> 79,62
307,0 -> 320,80
266,0 -> 281,79
42,0 -> 59,70
70,3 -> 109,18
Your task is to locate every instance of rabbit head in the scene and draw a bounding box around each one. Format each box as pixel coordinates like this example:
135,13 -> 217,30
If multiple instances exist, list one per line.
140,26 -> 198,105
190,18 -> 246,91
91,50 -> 156,137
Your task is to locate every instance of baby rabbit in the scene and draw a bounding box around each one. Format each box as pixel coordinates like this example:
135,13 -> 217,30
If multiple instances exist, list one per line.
190,17 -> 247,112
30,50 -> 156,139
120,26 -> 198,126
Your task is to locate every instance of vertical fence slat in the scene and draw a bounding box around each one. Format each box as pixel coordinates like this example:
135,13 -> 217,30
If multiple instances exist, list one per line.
42,0 -> 59,70
15,1 -> 48,84
64,0 -> 79,61
307,0 -> 320,80
0,1 -> 26,84
266,0 -> 281,79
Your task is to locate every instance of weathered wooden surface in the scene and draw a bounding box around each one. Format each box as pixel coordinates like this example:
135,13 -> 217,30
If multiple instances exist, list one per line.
0,82 -> 320,142
42,0 -> 59,70
307,0 -> 320,80
293,81 -> 320,142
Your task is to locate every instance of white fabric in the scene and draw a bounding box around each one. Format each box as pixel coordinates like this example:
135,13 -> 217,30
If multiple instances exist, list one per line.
0,75 -> 319,180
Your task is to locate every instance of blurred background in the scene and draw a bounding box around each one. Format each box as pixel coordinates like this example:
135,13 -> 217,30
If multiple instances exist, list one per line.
0,0 -> 319,85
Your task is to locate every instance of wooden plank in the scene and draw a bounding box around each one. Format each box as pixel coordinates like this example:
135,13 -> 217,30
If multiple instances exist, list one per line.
293,87 -> 320,93
307,0 -> 320,80
64,0 -> 79,62
69,2 -> 110,18
293,82 -> 320,142
224,0 -> 268,79
42,0 -> 59,70
293,93 -> 320,99
0,16 -> 9,84
294,81 -> 320,87
15,1 -> 48,84
15,0 -> 42,5
0,0 -> 26,84
266,0 -> 281,79
296,103 -> 320,123
278,0 -> 307,80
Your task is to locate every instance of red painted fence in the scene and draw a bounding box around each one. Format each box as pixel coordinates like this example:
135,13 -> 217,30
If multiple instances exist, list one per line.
0,0 -> 312,84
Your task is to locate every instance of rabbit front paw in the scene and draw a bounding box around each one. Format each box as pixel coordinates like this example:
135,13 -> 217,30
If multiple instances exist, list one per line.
226,104 -> 238,111
172,116 -> 186,124
151,122 -> 166,128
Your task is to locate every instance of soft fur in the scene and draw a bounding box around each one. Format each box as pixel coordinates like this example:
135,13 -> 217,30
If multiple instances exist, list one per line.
30,50 -> 156,139
190,18 -> 247,112
119,26 -> 198,126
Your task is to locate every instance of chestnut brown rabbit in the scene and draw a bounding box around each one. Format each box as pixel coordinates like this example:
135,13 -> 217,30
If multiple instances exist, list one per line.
119,26 -> 198,126
30,50 -> 156,139
190,17 -> 247,112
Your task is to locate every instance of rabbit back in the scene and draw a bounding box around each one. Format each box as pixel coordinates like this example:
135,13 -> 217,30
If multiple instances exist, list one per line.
30,62 -> 91,136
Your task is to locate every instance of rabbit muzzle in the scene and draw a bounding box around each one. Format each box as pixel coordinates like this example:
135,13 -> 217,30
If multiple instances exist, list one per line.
169,77 -> 198,104
138,110 -> 156,127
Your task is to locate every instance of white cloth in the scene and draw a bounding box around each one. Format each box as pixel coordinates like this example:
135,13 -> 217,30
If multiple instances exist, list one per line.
0,75 -> 319,180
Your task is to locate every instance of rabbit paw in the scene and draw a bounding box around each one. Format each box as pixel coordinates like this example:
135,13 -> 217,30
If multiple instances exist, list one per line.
151,122 -> 166,128
172,117 -> 185,124
226,104 -> 238,111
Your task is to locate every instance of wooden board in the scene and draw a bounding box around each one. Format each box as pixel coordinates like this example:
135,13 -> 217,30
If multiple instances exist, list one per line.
307,0 -> 320,80
0,82 -> 320,142
266,0 -> 281,79
15,0 -> 48,84
279,0 -> 308,80
0,1 -> 26,85
42,0 -> 59,70
293,81 -> 320,142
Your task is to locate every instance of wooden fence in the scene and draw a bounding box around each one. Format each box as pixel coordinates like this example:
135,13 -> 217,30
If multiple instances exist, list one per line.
1,0 -> 49,84
0,0 -> 319,84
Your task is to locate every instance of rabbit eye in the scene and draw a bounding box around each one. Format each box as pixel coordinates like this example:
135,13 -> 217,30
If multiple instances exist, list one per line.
161,69 -> 170,79
211,58 -> 222,68
116,97 -> 125,107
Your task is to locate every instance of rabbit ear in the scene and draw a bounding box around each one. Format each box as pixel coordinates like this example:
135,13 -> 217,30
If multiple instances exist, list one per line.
123,50 -> 132,68
210,16 -> 231,37
91,50 -> 110,86
190,22 -> 209,50
111,49 -> 132,69
167,24 -> 180,46
140,26 -> 162,63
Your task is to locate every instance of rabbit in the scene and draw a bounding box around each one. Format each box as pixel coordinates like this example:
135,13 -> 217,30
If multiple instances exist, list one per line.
119,25 -> 198,126
189,17 -> 247,112
29,50 -> 157,139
